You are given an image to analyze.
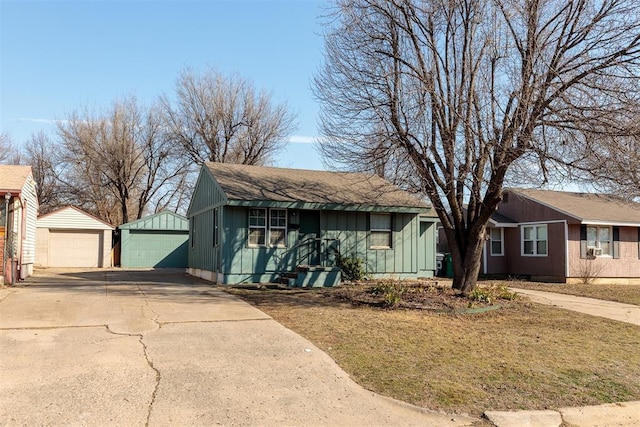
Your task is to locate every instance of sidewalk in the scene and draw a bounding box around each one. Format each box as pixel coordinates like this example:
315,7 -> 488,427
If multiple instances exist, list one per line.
483,288 -> 640,427
510,288 -> 640,326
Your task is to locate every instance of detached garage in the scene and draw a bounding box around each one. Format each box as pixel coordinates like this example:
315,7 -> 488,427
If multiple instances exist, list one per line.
119,211 -> 188,268
36,206 -> 114,268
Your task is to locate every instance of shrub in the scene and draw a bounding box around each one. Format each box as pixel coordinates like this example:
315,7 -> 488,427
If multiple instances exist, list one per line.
468,284 -> 518,304
371,281 -> 405,308
337,253 -> 366,282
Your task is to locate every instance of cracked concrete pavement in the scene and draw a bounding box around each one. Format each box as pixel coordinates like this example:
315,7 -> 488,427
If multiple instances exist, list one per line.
0,269 -> 475,426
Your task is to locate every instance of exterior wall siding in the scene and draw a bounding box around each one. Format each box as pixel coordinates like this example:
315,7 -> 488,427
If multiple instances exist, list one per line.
37,207 -> 113,230
187,168 -> 227,276
120,212 -> 189,268
218,208 -> 435,283
35,206 -> 114,269
497,192 -> 578,224
485,230 -> 508,275
496,223 -> 567,281
568,225 -> 640,279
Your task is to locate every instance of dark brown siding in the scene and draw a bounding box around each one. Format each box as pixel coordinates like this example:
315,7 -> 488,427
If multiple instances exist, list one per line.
498,191 -> 579,224
485,238 -> 508,274
500,222 -> 567,281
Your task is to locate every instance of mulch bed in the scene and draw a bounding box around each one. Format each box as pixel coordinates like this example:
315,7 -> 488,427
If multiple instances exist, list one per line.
325,280 -> 511,312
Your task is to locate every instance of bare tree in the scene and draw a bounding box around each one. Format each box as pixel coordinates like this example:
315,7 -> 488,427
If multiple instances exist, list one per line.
314,0 -> 640,293
23,131 -> 61,213
577,133 -> 640,200
0,132 -> 22,164
163,67 -> 297,165
57,97 -> 190,225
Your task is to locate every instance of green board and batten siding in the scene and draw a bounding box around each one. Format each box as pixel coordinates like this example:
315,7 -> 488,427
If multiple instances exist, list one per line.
187,163 -> 438,285
119,211 -> 189,268
187,167 -> 227,276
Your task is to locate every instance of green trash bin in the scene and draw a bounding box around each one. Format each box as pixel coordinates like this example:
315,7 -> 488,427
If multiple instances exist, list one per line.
444,254 -> 453,278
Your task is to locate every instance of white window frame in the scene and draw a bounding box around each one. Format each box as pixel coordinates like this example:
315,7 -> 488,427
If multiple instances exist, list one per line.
521,224 -> 548,257
587,225 -> 612,257
489,227 -> 504,256
248,208 -> 267,247
370,213 -> 392,249
269,208 -> 287,247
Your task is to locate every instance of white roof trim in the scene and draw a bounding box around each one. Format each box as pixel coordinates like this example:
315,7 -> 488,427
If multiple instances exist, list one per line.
488,219 -> 518,228
581,220 -> 640,227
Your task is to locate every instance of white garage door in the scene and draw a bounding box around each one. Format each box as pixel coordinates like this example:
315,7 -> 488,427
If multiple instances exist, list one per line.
49,230 -> 102,267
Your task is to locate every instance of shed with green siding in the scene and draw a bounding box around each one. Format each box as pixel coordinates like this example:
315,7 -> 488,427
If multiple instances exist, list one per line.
187,162 -> 438,286
119,211 -> 189,268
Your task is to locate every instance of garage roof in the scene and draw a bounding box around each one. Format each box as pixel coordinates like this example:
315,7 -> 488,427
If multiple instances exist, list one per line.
37,206 -> 114,230
119,211 -> 188,231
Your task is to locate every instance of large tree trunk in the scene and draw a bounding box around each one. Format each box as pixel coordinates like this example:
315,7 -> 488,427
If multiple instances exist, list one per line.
444,224 -> 486,294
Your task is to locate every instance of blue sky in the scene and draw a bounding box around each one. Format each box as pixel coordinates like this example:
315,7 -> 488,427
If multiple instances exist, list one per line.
0,0 -> 327,170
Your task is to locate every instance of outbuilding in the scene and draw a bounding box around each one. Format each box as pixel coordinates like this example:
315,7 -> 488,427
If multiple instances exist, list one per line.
119,211 -> 189,268
36,206 -> 114,268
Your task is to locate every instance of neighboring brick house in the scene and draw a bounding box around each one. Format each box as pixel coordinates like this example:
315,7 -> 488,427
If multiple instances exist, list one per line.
483,188 -> 640,284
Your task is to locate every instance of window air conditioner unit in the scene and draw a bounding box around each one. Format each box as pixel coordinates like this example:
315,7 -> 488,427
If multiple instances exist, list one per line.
586,247 -> 602,257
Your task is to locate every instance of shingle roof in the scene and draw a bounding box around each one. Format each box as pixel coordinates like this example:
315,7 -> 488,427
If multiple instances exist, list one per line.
0,165 -> 32,193
490,211 -> 517,225
508,188 -> 640,224
205,162 -> 430,210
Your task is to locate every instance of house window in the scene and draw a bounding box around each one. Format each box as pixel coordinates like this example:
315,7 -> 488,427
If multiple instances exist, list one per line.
521,224 -> 547,256
587,225 -> 611,256
490,228 -> 503,256
370,213 -> 392,248
248,208 -> 267,246
269,208 -> 287,247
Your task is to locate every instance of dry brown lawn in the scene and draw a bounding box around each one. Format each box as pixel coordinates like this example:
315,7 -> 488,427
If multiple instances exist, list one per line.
225,283 -> 640,417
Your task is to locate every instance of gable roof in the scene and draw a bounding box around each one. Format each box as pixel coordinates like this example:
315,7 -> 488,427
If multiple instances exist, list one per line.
489,211 -> 518,227
507,188 -> 640,225
0,165 -> 32,194
205,162 -> 431,212
119,211 -> 188,231
37,206 -> 114,230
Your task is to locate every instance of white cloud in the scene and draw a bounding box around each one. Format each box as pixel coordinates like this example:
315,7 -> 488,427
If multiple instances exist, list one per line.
14,118 -> 65,125
288,135 -> 316,144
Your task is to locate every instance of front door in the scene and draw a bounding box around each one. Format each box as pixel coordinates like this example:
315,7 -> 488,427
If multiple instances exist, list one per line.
298,210 -> 321,266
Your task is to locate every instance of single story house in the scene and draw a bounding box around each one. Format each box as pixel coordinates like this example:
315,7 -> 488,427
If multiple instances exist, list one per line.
484,188 -> 640,283
119,211 -> 189,268
36,206 -> 114,268
0,165 -> 38,284
187,162 -> 438,286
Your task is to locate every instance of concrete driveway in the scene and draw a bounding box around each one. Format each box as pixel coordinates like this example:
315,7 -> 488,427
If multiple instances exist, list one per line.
0,269 -> 474,426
